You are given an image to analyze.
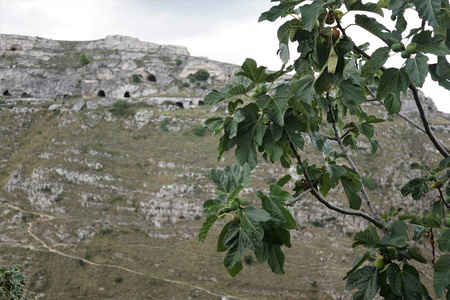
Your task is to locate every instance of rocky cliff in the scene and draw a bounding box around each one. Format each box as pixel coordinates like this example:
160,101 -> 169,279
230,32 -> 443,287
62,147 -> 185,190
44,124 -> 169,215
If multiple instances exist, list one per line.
0,34 -> 239,105
0,34 -> 449,300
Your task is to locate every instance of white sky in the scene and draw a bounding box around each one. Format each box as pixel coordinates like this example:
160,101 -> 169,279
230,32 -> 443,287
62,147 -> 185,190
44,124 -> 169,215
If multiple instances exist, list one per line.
0,0 -> 449,113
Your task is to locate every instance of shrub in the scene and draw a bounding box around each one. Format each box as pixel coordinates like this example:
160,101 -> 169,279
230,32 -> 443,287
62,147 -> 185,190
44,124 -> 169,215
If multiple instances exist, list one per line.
193,69 -> 210,81
160,118 -> 170,132
100,227 -> 113,235
182,82 -> 190,88
192,125 -> 207,137
244,254 -> 254,266
0,99 -> 5,105
79,54 -> 91,67
176,59 -> 183,66
132,74 -> 142,83
110,100 -> 135,117
187,74 -> 197,83
114,277 -> 123,283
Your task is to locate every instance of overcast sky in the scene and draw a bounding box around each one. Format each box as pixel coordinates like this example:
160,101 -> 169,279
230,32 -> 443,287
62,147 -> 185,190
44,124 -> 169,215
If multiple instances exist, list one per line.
0,0 -> 449,112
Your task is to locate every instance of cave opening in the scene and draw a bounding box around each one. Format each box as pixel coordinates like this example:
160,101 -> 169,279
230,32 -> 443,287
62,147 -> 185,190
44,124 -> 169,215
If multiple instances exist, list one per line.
3,90 -> 11,96
147,74 -> 157,82
124,92 -> 130,98
175,102 -> 184,109
198,101 -> 205,106
97,90 -> 106,97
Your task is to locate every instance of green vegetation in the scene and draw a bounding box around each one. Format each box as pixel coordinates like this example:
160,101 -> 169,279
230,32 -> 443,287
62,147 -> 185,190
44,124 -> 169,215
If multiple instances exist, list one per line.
199,1 -> 450,299
192,124 -> 207,137
1,266 -> 42,299
193,69 -> 210,81
100,227 -> 113,235
132,74 -> 142,83
79,53 -> 91,67
110,100 -> 135,117
176,59 -> 182,66
160,118 -> 170,132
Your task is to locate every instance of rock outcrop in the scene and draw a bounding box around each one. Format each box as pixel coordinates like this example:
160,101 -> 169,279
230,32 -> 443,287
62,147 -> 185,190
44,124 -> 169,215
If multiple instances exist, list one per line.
0,34 -> 240,101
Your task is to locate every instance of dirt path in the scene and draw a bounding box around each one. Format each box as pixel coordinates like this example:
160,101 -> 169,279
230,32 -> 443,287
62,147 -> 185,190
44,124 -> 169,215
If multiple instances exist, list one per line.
0,202 -> 248,300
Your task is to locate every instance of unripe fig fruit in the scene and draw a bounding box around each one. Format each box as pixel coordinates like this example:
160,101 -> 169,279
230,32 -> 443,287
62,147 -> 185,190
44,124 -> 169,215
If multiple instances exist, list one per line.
373,256 -> 386,270
391,43 -> 402,52
387,247 -> 395,256
232,211 -> 240,223
406,43 -> 417,54
229,201 -> 239,210
260,86 -> 267,95
444,217 -> 450,228
427,175 -> 436,181
251,92 -> 259,98
401,50 -> 410,59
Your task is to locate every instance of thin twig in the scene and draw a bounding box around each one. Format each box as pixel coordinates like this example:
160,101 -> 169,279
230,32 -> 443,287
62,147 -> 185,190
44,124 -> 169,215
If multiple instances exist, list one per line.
328,104 -> 381,221
284,188 -> 312,207
289,142 -> 386,231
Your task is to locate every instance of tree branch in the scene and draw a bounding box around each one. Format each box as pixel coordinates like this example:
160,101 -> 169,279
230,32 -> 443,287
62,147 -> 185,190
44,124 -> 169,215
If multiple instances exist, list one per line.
409,84 -> 449,158
289,142 -> 386,231
284,188 -> 311,207
365,86 -> 450,154
328,105 -> 381,221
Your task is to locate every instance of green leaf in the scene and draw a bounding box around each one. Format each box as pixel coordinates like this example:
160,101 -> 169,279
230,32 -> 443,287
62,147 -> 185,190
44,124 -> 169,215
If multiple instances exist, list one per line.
309,131 -> 332,155
291,75 -> 315,104
383,94 -> 401,115
204,89 -> 227,105
257,84 -> 291,126
404,53 -> 429,87
237,58 -> 267,84
199,215 -> 218,242
387,263 -> 402,296
434,255 -> 450,297
412,31 -> 450,56
267,244 -> 286,275
361,47 -> 390,78
341,175 -> 363,210
217,221 -> 232,252
300,0 -> 325,31
439,229 -> 450,252
340,80 -> 367,115
240,207 -> 271,246
389,0 -> 408,17
401,178 -> 428,200
413,0 -> 441,27
326,162 -> 347,186
387,236 -> 408,248
344,252 -> 371,280
355,14 -> 397,46
345,0 -> 384,16
258,185 -> 297,230
377,68 -> 408,105
410,213 -> 442,228
346,266 -> 379,299
408,246 -> 427,263
276,174 -> 292,187
223,223 -> 254,276
352,225 -> 380,248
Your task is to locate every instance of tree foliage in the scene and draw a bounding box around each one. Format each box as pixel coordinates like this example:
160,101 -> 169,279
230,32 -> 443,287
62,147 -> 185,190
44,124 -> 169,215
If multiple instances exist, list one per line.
199,0 -> 450,298
1,266 -> 42,300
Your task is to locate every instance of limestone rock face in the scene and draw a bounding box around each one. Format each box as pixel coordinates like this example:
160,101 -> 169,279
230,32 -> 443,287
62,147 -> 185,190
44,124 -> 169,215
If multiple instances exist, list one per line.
0,34 -> 239,101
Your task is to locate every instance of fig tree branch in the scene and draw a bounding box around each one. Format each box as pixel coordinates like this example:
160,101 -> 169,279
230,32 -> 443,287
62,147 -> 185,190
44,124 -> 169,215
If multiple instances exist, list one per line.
289,142 -> 386,231
328,103 -> 381,221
